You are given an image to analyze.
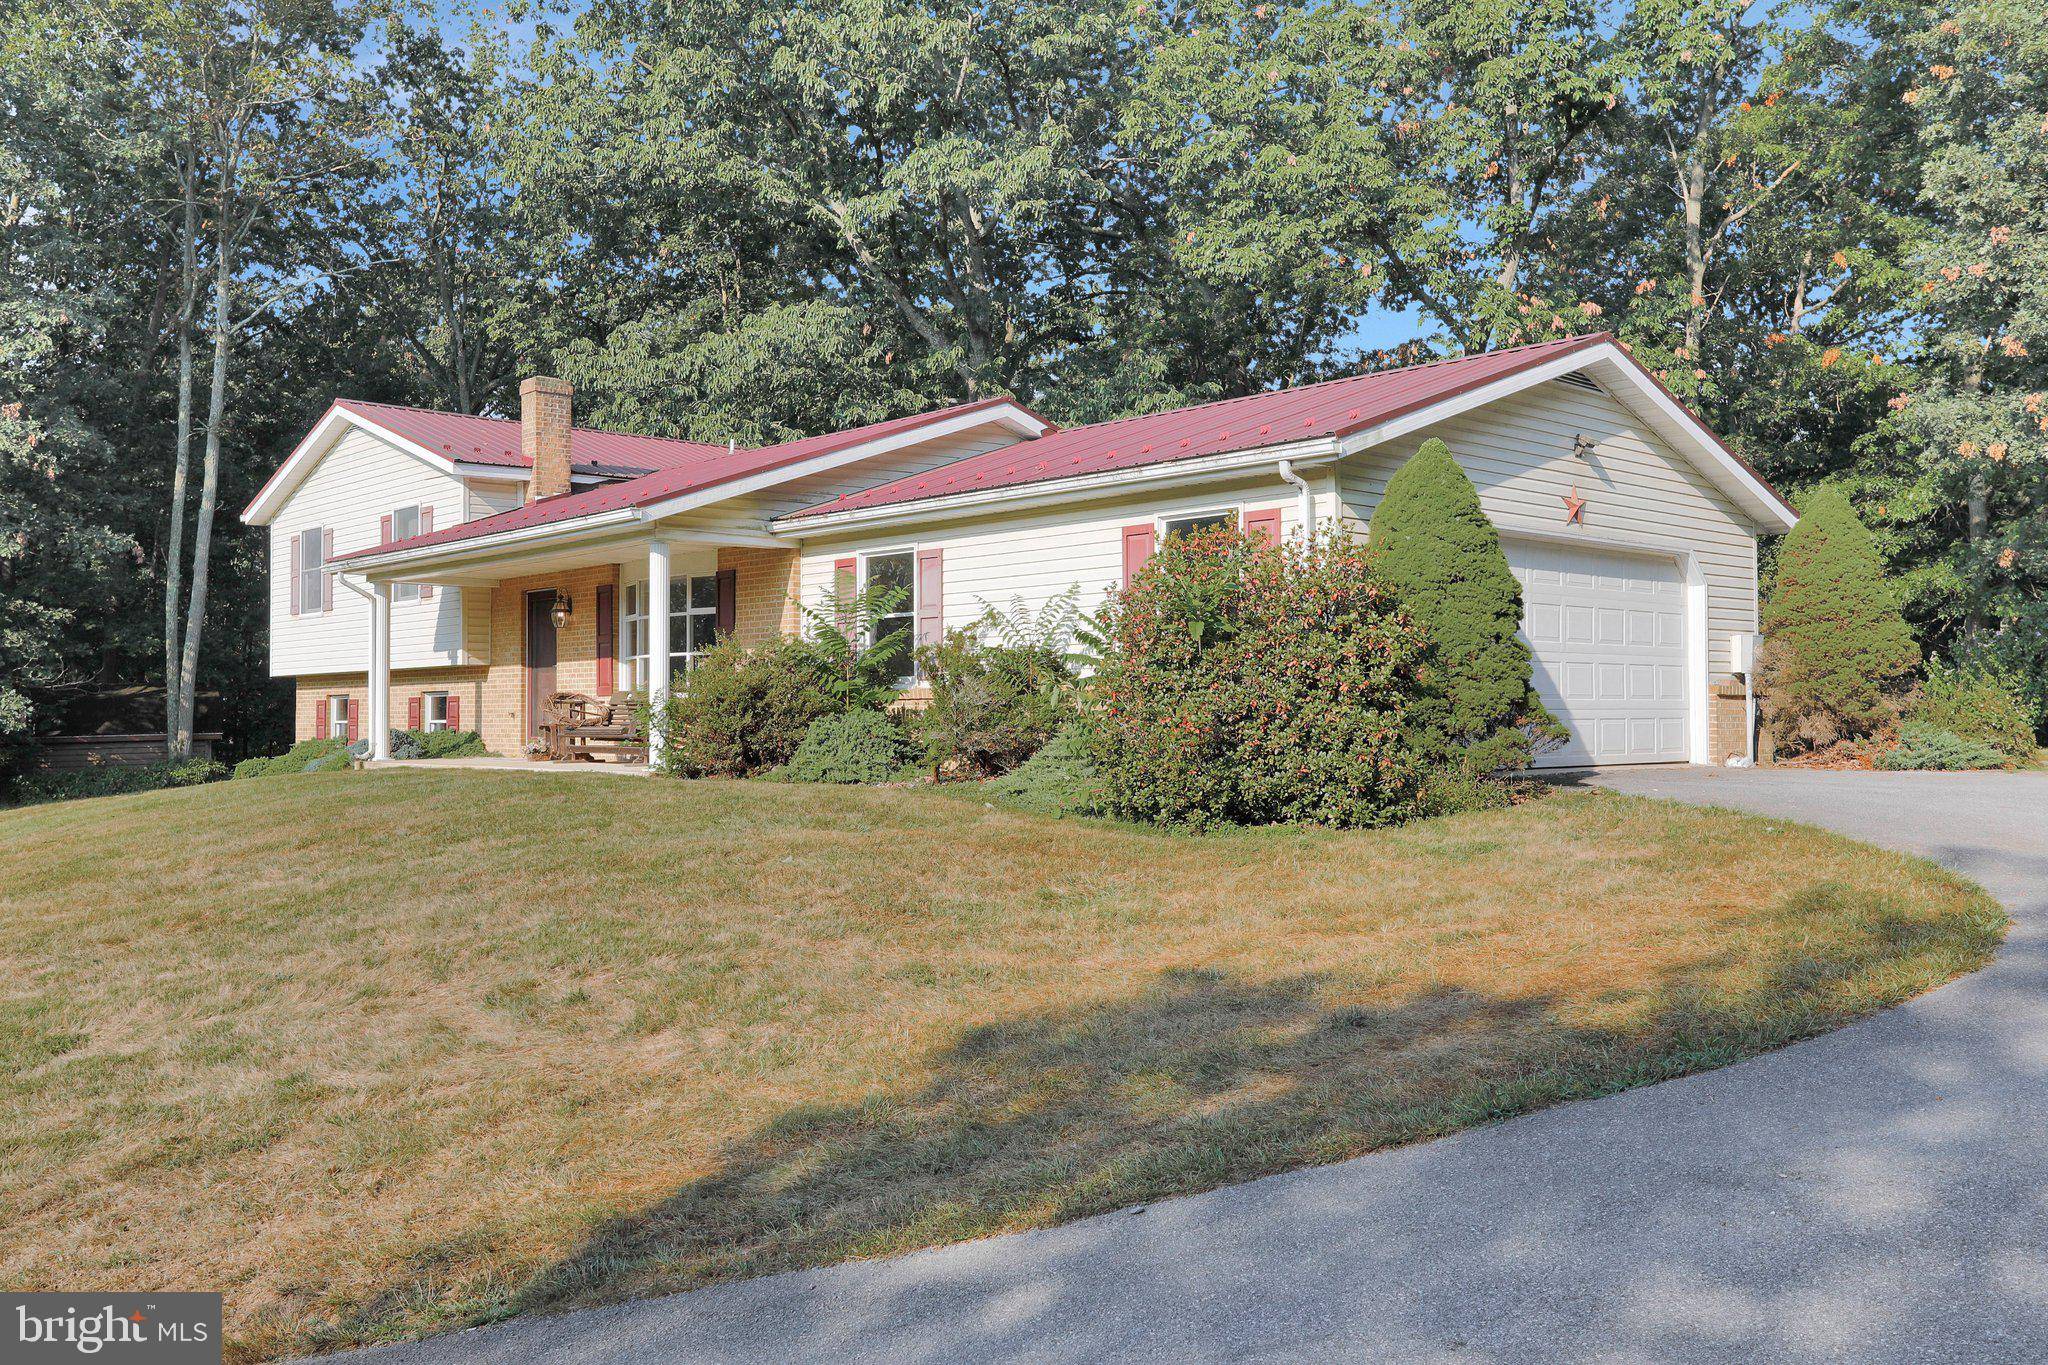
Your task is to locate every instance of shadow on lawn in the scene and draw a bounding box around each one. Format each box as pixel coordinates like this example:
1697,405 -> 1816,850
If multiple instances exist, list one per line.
495,896 -> 1986,1325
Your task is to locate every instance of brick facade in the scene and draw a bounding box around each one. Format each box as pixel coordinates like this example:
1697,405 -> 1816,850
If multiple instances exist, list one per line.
715,545 -> 802,647
296,547 -> 804,757
294,668 -> 490,745
1709,677 -> 1754,765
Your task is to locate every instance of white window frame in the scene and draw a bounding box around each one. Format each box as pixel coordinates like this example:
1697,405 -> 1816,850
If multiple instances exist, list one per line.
421,691 -> 450,732
299,527 -> 328,613
622,573 -> 721,691
327,693 -> 350,739
391,505 -> 423,602
1159,506 -> 1240,542
860,547 -> 918,685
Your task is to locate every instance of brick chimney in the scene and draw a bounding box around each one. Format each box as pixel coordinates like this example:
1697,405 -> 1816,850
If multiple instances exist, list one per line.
521,376 -> 573,503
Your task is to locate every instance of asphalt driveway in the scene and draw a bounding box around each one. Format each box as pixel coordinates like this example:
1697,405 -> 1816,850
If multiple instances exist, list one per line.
345,769 -> 2048,1363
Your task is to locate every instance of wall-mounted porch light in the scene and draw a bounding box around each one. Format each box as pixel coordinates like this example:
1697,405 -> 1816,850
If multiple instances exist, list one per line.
550,592 -> 573,629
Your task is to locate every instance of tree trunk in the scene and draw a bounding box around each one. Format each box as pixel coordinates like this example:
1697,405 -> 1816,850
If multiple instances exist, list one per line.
1963,349 -> 1991,638
163,144 -> 200,759
175,213 -> 233,757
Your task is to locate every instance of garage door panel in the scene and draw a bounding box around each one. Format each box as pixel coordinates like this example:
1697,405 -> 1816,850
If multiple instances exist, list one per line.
1509,539 -> 1689,768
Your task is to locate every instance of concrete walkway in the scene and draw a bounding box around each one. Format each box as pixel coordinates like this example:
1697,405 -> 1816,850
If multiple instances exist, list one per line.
346,769 -> 2048,1364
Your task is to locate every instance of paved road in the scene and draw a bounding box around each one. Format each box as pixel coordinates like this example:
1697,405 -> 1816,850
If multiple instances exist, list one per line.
346,769 -> 2048,1364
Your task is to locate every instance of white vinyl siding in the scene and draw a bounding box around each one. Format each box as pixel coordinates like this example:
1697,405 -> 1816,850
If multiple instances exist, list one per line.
1335,378 -> 1758,682
794,474 -> 1336,643
267,424 -> 471,677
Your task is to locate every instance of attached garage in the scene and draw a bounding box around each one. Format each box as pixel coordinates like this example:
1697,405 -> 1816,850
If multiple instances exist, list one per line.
1508,538 -> 1697,768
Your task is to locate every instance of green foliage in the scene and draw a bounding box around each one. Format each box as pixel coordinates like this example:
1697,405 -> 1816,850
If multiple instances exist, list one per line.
780,711 -> 913,785
405,729 -> 488,760
5,758 -> 224,807
1908,659 -> 2038,763
1954,630 -> 2048,730
1875,721 -> 2006,771
231,738 -> 351,779
914,624 -> 1077,778
984,724 -> 1103,817
791,581 -> 913,711
656,640 -> 845,778
1366,439 -> 1562,771
1761,488 -> 1920,751
1087,524 -> 1431,828
1415,763 -> 1517,818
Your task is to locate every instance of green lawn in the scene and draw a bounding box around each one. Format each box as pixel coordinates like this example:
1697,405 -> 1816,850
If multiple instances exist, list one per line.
0,771 -> 2003,1361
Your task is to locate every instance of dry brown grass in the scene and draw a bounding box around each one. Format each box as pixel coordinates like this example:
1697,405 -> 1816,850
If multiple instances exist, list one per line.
0,770 -> 2003,1360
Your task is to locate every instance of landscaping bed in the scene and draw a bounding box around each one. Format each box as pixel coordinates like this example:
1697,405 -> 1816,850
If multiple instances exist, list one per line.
0,771 -> 2003,1360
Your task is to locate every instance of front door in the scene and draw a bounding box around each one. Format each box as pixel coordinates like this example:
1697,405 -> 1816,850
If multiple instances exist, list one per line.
526,591 -> 559,743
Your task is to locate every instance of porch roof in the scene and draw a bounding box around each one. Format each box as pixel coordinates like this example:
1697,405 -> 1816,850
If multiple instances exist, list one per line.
330,395 -> 1046,572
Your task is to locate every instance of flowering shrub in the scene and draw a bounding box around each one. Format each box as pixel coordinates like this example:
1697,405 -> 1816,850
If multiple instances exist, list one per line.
1085,524 -> 1432,828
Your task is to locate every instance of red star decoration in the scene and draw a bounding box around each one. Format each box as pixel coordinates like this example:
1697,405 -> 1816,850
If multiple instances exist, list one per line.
1562,487 -> 1587,524
129,1311 -> 148,1324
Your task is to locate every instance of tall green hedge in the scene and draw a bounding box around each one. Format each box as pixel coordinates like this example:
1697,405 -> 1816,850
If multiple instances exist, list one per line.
1366,438 -> 1561,771
1761,487 -> 1918,750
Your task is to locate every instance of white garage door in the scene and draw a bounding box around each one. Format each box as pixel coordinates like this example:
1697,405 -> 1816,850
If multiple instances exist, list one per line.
1508,539 -> 1690,767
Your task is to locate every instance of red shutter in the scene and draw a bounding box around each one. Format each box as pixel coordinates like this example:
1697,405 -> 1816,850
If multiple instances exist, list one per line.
595,584 -> 617,694
345,696 -> 360,743
314,698 -> 328,738
418,508 -> 434,599
322,529 -> 335,611
915,548 -> 944,647
715,568 -> 737,636
407,696 -> 422,730
1121,525 -> 1156,587
834,557 -> 857,634
380,513 -> 393,545
446,694 -> 460,730
1244,507 -> 1283,547
289,533 -> 303,616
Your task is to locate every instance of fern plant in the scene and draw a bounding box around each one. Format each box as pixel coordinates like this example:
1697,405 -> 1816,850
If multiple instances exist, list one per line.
793,580 -> 912,709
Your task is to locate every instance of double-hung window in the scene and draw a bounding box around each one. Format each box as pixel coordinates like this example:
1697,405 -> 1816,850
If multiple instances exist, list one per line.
863,550 -> 916,683
622,575 -> 721,690
391,505 -> 422,601
299,528 -> 327,613
1163,510 -> 1234,541
421,691 -> 450,732
327,694 -> 350,739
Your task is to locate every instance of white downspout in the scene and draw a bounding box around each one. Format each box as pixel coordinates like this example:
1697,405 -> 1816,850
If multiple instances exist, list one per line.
1277,459 -> 1314,540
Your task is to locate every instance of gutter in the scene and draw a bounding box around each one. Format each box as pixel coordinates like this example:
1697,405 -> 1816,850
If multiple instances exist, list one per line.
1276,459 -> 1314,538
775,440 -> 1343,537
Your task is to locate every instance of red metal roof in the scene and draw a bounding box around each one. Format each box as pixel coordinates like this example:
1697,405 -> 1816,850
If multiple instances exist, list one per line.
333,399 -> 731,476
331,396 -> 1039,563
784,335 -> 1609,519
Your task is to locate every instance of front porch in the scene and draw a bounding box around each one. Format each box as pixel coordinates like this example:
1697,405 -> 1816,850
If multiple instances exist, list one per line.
352,533 -> 801,762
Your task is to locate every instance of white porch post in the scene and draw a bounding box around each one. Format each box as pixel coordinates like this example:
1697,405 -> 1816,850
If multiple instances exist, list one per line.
369,580 -> 392,761
647,539 -> 672,766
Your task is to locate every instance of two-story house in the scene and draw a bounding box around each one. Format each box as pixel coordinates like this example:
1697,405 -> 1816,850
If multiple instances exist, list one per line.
240,334 -> 1797,767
